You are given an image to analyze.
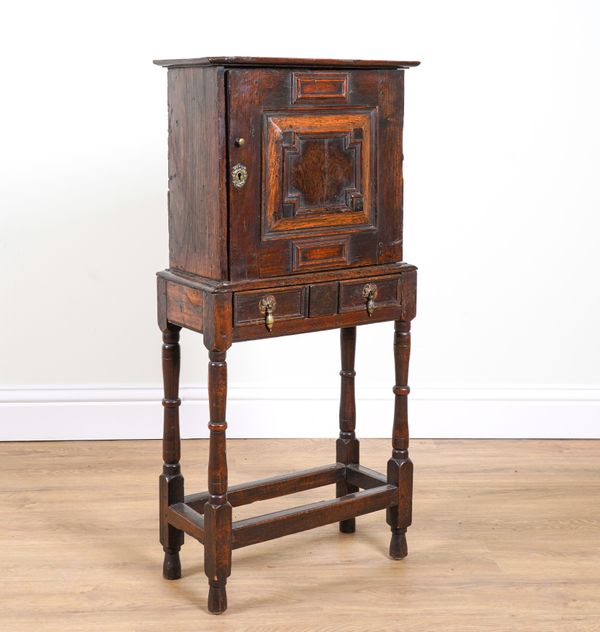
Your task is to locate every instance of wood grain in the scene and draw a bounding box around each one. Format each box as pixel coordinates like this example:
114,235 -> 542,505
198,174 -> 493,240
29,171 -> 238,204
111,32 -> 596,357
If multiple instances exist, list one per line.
292,72 -> 349,103
154,56 -> 420,69
1,439 -> 599,630
232,485 -> 397,549
158,261 -> 416,293
159,324 -> 184,579
263,111 -> 373,235
154,55 -> 421,615
167,66 -> 228,279
226,68 -> 405,280
337,327 -> 359,533
185,463 -> 345,513
204,350 -> 232,612
160,269 -> 416,342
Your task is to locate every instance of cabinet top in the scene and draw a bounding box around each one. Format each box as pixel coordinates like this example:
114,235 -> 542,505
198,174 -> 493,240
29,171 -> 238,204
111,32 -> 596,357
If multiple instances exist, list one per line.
153,56 -> 420,70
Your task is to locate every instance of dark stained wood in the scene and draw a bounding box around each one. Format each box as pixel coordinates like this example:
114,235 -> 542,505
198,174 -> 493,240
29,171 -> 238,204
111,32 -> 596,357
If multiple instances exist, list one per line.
400,268 -> 418,321
288,134 -> 358,207
339,275 -> 401,314
292,72 -> 348,103
387,320 -> 413,560
263,111 -> 373,234
157,276 -> 168,331
202,291 -> 232,353
159,324 -> 184,580
233,286 -> 308,326
232,485 -> 398,550
167,66 -> 228,280
165,281 -> 203,333
308,281 -> 338,317
156,56 -> 419,614
185,463 -> 345,513
293,237 -> 349,272
154,56 -> 420,69
232,303 -> 404,342
378,70 -> 406,265
227,68 -> 406,281
167,503 -> 205,543
203,350 -> 232,614
337,327 -> 359,533
346,463 -> 388,490
160,268 -> 416,342
159,261 -> 416,293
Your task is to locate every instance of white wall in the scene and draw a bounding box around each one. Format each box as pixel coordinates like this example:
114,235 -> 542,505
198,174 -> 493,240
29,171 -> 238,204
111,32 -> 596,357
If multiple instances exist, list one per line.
1,0 -> 599,439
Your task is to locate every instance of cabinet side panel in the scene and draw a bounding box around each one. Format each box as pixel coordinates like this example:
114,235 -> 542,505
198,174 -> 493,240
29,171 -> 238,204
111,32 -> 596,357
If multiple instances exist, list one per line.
167,66 -> 227,279
376,69 -> 404,265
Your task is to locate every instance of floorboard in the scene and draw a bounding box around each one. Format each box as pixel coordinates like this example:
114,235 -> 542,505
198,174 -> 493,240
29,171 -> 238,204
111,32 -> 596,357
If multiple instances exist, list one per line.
1,439 -> 599,631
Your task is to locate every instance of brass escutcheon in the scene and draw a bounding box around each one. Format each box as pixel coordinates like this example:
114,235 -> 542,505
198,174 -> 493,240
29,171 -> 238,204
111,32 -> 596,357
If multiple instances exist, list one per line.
258,295 -> 276,332
231,163 -> 248,188
362,283 -> 378,317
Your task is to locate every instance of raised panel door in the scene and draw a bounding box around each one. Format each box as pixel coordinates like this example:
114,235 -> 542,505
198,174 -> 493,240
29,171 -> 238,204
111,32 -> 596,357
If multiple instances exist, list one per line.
227,68 -> 405,281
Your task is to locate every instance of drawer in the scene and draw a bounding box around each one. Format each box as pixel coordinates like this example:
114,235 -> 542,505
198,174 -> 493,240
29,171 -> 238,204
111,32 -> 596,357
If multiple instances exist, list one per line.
231,269 -> 414,340
339,275 -> 401,315
161,266 -> 415,343
233,286 -> 309,326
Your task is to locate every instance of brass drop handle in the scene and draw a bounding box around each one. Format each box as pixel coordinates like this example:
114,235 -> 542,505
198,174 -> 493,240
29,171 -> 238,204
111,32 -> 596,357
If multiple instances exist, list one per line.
259,295 -> 276,332
362,283 -> 377,317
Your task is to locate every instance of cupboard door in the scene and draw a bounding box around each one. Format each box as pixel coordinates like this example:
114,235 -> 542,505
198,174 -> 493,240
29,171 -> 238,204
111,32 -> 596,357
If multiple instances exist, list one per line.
227,68 -> 405,281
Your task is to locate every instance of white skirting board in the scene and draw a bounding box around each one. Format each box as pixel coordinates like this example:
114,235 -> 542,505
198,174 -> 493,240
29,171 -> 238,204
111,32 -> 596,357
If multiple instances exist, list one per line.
1,385 -> 599,440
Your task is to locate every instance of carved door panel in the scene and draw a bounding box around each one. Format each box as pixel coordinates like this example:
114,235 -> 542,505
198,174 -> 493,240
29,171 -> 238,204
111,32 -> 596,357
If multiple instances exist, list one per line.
227,68 -> 405,281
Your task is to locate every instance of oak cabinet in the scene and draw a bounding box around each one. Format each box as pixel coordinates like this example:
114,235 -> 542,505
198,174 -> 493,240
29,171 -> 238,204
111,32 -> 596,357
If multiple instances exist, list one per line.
154,56 -> 419,614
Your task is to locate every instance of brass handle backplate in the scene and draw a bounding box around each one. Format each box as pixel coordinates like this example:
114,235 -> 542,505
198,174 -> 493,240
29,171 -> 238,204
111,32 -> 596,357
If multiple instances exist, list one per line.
231,163 -> 248,189
362,283 -> 378,317
259,295 -> 276,332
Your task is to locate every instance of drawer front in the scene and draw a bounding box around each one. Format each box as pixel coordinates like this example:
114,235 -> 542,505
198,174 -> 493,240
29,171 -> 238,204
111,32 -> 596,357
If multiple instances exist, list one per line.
339,276 -> 401,314
231,270 -> 415,340
227,68 -> 405,281
233,286 -> 309,326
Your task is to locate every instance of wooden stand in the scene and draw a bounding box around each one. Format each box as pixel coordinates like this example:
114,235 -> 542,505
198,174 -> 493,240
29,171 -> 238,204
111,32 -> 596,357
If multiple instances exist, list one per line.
159,288 -> 414,614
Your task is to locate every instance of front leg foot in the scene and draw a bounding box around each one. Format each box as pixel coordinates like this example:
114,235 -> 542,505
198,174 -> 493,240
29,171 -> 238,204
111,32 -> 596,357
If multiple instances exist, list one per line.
162,547 -> 182,579
389,528 -> 408,560
208,580 -> 228,614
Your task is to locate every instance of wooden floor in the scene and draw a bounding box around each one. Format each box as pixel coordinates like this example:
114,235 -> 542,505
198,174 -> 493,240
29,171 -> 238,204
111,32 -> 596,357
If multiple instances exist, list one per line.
1,439 -> 599,631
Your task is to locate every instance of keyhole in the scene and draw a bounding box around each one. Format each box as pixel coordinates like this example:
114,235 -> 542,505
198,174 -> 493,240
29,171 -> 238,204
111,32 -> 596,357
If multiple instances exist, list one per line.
232,164 -> 247,188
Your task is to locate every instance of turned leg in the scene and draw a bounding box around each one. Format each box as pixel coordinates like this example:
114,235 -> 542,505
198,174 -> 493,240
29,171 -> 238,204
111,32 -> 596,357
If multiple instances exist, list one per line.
337,327 -> 359,533
204,350 -> 232,614
159,324 -> 184,579
387,320 -> 414,559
